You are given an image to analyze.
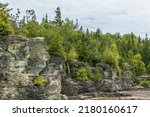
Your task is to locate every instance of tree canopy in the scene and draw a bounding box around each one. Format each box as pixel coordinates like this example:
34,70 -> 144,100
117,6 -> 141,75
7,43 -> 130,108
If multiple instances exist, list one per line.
0,3 -> 14,35
1,2 -> 150,79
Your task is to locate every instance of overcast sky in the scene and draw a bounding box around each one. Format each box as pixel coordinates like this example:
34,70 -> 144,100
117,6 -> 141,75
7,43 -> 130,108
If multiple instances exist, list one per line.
2,0 -> 150,37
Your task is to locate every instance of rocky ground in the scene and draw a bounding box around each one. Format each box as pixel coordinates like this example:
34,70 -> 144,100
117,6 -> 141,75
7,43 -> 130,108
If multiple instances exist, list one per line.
119,89 -> 150,100
67,88 -> 150,100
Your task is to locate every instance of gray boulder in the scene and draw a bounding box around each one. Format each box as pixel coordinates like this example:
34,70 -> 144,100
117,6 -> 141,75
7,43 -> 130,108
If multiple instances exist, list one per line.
78,80 -> 96,93
95,79 -> 119,92
61,78 -> 79,96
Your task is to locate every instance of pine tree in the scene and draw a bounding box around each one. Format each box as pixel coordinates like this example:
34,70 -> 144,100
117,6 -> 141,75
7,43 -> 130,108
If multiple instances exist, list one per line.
53,7 -> 63,26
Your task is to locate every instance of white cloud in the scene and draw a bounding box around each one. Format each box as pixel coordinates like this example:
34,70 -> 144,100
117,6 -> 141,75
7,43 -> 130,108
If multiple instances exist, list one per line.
1,0 -> 150,37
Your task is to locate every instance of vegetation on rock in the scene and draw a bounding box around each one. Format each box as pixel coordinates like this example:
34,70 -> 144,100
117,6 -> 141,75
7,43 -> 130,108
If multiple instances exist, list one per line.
91,67 -> 103,81
141,80 -> 150,88
1,2 -> 150,82
77,67 -> 88,81
0,3 -> 14,35
33,76 -> 47,86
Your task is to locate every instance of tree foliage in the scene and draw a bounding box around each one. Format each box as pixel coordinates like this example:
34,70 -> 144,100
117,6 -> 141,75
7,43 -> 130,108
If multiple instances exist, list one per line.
77,67 -> 88,81
0,3 -> 14,35
2,3 -> 150,78
129,54 -> 146,76
102,43 -> 121,75
92,67 -> 102,81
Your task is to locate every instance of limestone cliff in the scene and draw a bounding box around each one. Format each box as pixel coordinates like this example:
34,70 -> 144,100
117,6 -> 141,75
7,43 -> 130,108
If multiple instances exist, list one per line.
0,36 -> 65,99
0,36 -> 145,100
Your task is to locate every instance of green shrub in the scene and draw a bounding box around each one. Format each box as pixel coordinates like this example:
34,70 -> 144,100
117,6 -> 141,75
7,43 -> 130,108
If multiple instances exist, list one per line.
146,62 -> 150,75
140,80 -> 150,88
77,67 -> 88,81
102,43 -> 121,76
92,67 -> 102,81
67,47 -> 78,62
0,20 -> 14,36
0,3 -> 14,36
33,76 -> 47,86
85,62 -> 91,78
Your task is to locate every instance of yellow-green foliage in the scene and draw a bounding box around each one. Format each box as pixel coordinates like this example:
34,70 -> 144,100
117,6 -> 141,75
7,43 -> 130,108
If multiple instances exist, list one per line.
102,43 -> 121,76
67,47 -> 78,62
141,80 -> 150,88
47,31 -> 66,58
130,53 -> 146,76
33,76 -> 47,86
0,3 -> 14,36
85,62 -> 91,78
147,62 -> 150,75
92,67 -> 102,81
77,67 -> 88,81
102,43 -> 120,65
0,19 -> 14,35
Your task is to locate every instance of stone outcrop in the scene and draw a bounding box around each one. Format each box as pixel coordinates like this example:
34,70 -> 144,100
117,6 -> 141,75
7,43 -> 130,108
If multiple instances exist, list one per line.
0,36 -> 64,100
61,65 -> 134,97
78,80 -> 96,93
61,78 -> 79,96
95,79 -> 119,92
0,36 -> 139,100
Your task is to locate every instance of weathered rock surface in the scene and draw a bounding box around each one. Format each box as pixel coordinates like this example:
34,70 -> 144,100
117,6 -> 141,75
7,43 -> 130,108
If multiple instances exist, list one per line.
114,71 -> 134,91
78,80 -> 96,93
0,36 -> 64,100
61,72 -> 134,97
0,36 -> 143,100
61,78 -> 79,96
95,79 -> 119,92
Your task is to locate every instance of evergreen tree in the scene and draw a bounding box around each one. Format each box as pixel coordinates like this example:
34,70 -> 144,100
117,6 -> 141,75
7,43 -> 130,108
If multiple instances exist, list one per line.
130,54 -> 146,76
102,43 -> 121,75
53,7 -> 63,26
0,3 -> 14,35
2,3 -> 149,78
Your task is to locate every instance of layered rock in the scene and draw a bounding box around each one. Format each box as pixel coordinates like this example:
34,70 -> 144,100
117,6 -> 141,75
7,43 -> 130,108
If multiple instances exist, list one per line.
0,36 -> 64,100
61,63 -> 134,97
0,36 -> 138,100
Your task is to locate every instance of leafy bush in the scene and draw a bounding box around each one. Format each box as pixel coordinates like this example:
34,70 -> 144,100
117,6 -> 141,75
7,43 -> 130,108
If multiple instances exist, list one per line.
67,47 -> 78,62
0,3 -> 14,36
102,43 -> 121,76
77,67 -> 88,81
84,62 -> 91,78
33,76 -> 47,86
91,67 -> 103,81
130,54 -> 146,76
0,20 -> 14,36
140,80 -> 150,88
146,62 -> 150,75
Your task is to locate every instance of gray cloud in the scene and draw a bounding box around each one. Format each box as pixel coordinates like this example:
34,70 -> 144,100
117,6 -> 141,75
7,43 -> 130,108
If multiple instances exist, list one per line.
1,0 -> 150,37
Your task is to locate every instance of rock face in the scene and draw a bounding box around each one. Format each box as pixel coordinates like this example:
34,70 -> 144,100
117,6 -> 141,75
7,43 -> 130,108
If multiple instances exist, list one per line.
61,65 -> 134,97
0,36 -> 64,100
78,80 -> 96,93
61,78 -> 79,96
95,79 -> 119,92
0,36 -> 137,100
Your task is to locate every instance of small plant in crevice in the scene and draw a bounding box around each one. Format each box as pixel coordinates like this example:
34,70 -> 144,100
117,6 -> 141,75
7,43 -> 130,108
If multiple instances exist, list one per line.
33,76 -> 47,86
